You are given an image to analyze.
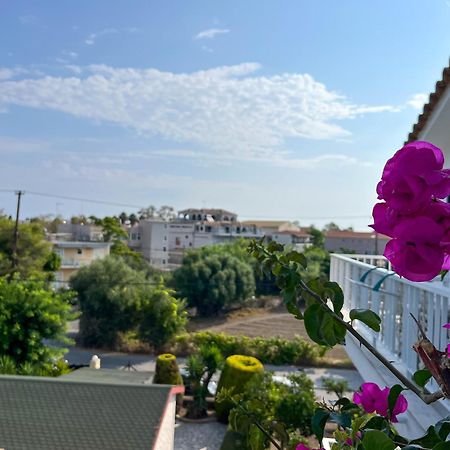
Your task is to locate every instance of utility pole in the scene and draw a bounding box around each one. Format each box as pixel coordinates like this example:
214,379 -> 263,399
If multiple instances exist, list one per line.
11,190 -> 24,272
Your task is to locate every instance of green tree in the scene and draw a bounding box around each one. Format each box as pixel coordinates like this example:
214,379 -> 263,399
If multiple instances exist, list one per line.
0,217 -> 57,279
71,256 -> 144,347
138,205 -> 156,220
173,248 -> 255,316
0,277 -> 74,365
323,222 -> 341,232
201,239 -> 279,296
300,245 -> 330,281
128,213 -> 139,226
137,283 -> 186,350
308,225 -> 325,248
71,256 -> 185,348
118,212 -> 129,225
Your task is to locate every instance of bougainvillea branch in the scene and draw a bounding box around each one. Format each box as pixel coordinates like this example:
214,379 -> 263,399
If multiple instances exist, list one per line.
297,278 -> 444,403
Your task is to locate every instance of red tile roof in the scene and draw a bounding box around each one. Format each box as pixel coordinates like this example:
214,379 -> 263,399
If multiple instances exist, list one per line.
407,61 -> 450,143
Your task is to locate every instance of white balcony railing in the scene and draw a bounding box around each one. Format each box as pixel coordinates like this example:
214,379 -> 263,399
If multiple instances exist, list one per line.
330,253 -> 450,437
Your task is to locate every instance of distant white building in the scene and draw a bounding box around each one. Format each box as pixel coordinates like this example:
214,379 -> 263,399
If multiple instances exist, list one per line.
128,220 -> 169,269
242,220 -> 313,252
324,230 -> 389,255
126,209 -> 316,269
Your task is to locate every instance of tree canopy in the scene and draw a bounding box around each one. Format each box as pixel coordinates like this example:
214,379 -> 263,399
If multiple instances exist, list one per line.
71,256 -> 185,348
173,245 -> 255,316
0,217 -> 58,279
0,277 -> 74,365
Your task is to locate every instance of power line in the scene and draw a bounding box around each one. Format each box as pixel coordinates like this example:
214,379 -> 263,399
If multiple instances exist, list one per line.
0,189 -> 144,209
0,189 -> 372,221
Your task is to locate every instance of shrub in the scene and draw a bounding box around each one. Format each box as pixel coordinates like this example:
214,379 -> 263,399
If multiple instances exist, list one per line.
153,353 -> 183,385
226,371 -> 316,449
171,332 -> 326,366
0,355 -> 71,377
216,355 -> 264,422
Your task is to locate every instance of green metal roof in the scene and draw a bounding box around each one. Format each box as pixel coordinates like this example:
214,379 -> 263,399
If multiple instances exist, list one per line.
0,371 -> 177,450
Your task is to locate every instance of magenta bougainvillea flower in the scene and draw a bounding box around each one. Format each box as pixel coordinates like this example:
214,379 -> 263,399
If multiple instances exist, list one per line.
295,444 -> 324,450
353,382 -> 408,422
372,141 -> 450,281
384,216 -> 445,281
377,141 -> 450,214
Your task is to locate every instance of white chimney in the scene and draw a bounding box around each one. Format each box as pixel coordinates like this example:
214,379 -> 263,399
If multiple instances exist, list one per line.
89,355 -> 101,369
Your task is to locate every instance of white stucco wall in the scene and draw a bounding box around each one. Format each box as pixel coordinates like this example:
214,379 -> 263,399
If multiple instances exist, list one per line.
153,395 -> 176,450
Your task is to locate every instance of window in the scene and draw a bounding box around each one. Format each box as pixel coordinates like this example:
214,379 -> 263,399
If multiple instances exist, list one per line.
163,259 -> 166,264
164,235 -> 167,240
77,248 -> 83,255
205,226 -> 211,232
175,237 -> 181,246
189,242 -> 192,247
163,246 -> 167,252
185,235 -> 189,239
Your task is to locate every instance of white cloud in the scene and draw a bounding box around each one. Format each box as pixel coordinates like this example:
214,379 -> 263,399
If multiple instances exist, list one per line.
407,93 -> 428,110
85,28 -> 118,45
194,28 -> 230,40
0,67 -> 29,81
0,63 -> 399,163
0,136 -> 51,153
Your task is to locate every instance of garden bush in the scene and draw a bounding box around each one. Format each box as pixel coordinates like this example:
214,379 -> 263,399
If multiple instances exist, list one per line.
170,331 -> 326,366
216,355 -> 264,422
153,353 -> 183,385
225,371 -> 316,449
0,355 -> 71,377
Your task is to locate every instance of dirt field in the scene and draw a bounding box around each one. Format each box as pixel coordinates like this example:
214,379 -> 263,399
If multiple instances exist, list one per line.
188,307 -> 352,366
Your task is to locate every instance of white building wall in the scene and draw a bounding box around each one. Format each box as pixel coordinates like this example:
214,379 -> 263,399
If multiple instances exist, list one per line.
153,395 -> 176,450
139,221 -> 169,269
168,223 -> 195,250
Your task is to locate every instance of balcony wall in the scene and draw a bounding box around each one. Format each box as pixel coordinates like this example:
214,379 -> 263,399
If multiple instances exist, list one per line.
330,253 -> 450,438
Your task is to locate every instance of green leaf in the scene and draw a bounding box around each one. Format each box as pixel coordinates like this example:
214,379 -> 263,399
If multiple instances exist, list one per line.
285,300 -> 303,320
440,270 -> 449,282
435,416 -> 450,441
350,309 -> 381,332
248,424 -> 265,450
433,442 -> 450,450
312,408 -> 330,445
411,426 -> 442,448
285,250 -> 307,268
323,281 -> 344,313
413,369 -> 432,388
362,415 -> 389,431
387,384 -> 405,421
362,430 -> 397,450
330,411 -> 351,428
304,303 -> 346,346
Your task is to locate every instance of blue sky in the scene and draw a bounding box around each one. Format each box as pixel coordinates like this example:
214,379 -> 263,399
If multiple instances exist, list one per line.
1,0 -> 450,230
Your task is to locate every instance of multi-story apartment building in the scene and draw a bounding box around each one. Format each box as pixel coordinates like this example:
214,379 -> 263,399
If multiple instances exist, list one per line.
47,223 -> 111,286
127,208 -> 312,269
128,220 -> 169,268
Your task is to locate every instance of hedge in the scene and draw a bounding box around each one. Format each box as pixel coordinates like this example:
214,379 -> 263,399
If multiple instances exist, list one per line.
169,331 -> 327,366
